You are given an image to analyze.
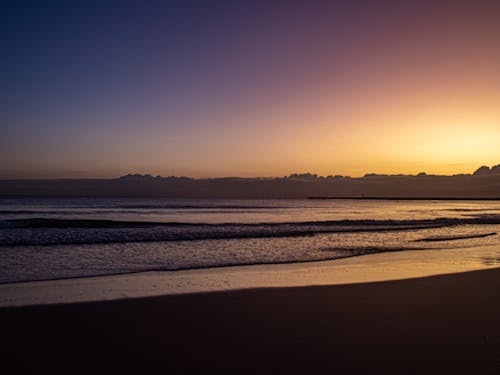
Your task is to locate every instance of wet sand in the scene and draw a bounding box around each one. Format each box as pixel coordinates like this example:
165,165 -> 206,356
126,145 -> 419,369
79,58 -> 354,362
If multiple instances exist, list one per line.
2,268 -> 500,374
3,244 -> 500,307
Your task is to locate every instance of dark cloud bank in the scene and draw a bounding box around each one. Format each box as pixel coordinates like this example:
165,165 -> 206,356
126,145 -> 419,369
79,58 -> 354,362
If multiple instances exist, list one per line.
0,165 -> 499,199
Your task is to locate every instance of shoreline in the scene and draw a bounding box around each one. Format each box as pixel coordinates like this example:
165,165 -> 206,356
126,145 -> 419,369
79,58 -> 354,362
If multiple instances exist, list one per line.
2,267 -> 500,374
1,244 -> 500,307
308,196 -> 500,200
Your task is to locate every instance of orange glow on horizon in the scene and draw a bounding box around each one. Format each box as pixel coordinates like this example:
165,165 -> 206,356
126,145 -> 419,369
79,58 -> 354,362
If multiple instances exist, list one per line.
2,1 -> 500,179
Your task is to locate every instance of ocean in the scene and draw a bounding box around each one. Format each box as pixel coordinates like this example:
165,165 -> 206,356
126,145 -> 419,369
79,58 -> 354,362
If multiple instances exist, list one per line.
1,197 -> 499,283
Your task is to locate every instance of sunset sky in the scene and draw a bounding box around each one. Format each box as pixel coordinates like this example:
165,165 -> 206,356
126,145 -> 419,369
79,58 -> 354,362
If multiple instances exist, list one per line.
1,0 -> 499,178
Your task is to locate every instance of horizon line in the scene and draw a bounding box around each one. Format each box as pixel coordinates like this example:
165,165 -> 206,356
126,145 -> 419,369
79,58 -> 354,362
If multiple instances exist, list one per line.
1,163 -> 499,181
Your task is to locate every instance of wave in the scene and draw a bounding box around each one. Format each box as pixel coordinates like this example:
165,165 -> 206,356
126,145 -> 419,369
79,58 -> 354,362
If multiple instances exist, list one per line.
320,245 -> 431,252
113,204 -> 284,210
3,242 -> 481,285
3,218 -> 177,228
0,244 -> 441,284
0,204 -> 284,216
4,215 -> 500,229
1,215 -> 500,246
415,232 -> 497,242
0,210 -> 154,216
0,209 -> 265,216
440,208 -> 500,212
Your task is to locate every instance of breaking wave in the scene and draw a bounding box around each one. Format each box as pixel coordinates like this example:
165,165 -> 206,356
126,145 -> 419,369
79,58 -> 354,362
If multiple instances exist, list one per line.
1,215 -> 500,246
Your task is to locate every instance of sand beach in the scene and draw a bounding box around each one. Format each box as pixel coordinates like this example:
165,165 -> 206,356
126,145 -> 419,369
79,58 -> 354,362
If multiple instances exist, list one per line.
2,249 -> 500,374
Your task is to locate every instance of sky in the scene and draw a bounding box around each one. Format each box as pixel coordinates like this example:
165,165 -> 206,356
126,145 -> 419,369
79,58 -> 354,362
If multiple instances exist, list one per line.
1,0 -> 500,178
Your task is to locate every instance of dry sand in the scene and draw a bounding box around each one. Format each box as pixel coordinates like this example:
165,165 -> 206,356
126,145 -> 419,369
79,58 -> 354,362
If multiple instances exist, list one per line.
2,267 -> 500,374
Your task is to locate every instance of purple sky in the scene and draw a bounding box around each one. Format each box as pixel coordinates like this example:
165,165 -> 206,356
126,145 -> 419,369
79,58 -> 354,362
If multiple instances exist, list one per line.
1,0 -> 499,178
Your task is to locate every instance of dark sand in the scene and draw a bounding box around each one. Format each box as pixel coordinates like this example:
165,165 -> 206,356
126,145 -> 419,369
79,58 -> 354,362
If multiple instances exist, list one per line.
2,268 -> 500,374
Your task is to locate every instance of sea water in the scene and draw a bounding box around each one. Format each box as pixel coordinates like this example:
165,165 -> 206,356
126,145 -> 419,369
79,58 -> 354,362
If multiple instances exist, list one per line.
1,197 -> 499,283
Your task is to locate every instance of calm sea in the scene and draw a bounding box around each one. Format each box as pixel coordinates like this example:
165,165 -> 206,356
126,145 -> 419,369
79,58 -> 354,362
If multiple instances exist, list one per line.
1,197 -> 499,283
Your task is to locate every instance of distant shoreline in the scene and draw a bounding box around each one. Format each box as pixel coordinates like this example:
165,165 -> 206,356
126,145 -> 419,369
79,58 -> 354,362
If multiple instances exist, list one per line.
1,195 -> 500,200
1,169 -> 499,199
308,196 -> 500,200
